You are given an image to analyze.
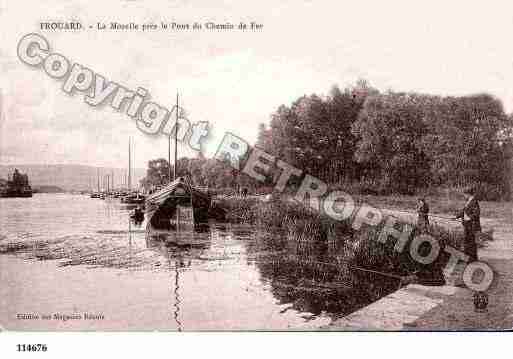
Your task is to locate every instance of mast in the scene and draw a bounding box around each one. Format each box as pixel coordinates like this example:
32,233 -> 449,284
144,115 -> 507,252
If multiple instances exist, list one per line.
97,168 -> 100,193
174,93 -> 178,180
128,137 -> 132,191
168,125 -> 172,183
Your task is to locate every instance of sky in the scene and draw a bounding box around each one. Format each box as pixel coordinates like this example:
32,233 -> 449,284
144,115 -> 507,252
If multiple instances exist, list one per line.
2,0 -> 513,169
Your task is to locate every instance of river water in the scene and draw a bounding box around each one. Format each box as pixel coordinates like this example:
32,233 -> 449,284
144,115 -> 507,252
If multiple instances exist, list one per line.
0,194 -> 384,331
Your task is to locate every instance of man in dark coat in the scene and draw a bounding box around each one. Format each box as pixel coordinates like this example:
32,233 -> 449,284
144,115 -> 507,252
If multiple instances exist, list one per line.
455,188 -> 481,262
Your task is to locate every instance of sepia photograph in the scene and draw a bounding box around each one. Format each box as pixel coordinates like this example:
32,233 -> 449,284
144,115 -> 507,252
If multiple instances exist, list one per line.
0,0 -> 512,354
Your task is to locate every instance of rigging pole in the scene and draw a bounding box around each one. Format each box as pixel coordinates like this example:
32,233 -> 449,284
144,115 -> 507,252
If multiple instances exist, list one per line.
128,137 -> 132,191
168,123 -> 172,183
174,93 -> 178,181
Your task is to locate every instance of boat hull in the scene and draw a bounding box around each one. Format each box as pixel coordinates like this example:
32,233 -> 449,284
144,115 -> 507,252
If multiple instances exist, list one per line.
1,190 -> 33,198
146,195 -> 210,230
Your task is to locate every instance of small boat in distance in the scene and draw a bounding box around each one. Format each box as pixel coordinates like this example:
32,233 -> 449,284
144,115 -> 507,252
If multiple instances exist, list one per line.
0,169 -> 33,198
121,192 -> 146,205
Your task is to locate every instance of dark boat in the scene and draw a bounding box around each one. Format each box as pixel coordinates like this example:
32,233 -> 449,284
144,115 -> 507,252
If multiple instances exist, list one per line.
0,169 -> 33,198
130,206 -> 145,223
145,177 -> 225,231
121,193 -> 146,205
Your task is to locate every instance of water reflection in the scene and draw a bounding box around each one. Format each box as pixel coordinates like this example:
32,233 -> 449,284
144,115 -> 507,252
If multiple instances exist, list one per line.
141,220 -> 396,324
174,265 -> 182,332
143,225 -> 212,331
1,194 -> 397,329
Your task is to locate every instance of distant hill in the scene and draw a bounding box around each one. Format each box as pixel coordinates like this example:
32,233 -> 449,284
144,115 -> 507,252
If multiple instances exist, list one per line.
0,165 -> 146,192
33,185 -> 65,193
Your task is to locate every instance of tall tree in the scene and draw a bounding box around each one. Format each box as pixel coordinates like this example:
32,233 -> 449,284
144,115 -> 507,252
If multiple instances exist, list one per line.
352,92 -> 430,193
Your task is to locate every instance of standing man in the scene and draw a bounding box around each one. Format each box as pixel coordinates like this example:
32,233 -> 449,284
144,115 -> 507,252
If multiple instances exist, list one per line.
455,188 -> 481,262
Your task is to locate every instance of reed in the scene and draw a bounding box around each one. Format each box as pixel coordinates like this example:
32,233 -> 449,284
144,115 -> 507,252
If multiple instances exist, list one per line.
222,195 -> 464,288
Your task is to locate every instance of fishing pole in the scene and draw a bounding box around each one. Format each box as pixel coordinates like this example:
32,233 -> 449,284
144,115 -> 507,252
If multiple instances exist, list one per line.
348,265 -> 403,280
428,214 -> 460,221
389,209 -> 460,222
275,256 -> 408,281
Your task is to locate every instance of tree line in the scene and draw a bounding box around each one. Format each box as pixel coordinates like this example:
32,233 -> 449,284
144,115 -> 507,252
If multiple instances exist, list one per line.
141,80 -> 513,200
140,154 -> 259,194
257,80 -> 512,199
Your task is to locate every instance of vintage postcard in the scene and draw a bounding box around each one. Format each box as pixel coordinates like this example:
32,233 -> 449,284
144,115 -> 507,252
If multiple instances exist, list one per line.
0,0 -> 512,337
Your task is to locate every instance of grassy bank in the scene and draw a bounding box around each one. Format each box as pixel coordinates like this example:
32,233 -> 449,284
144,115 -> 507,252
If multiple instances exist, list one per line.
217,195 -> 467,305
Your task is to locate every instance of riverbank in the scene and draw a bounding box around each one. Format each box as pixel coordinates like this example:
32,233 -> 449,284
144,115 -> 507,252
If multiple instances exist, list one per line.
219,195 -> 465,302
218,193 -> 511,330
2,193 -> 508,330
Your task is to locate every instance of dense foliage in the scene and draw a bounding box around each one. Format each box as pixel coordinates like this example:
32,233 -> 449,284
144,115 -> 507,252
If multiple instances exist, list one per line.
141,80 -> 513,200
258,80 -> 512,199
